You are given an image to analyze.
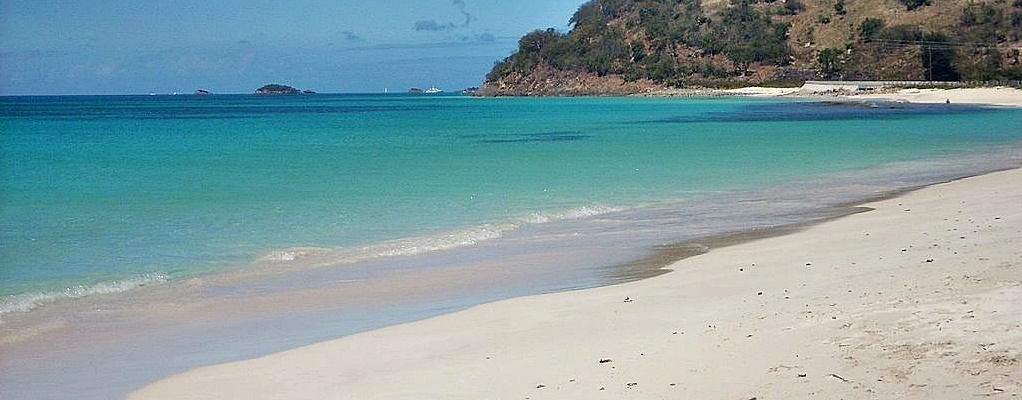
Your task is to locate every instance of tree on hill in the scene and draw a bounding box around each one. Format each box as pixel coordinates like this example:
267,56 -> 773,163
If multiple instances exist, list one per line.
486,0 -> 791,86
483,0 -> 1022,94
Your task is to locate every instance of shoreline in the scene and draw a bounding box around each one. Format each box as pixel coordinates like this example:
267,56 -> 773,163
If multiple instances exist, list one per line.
130,167 -> 1021,399
637,84 -> 1022,108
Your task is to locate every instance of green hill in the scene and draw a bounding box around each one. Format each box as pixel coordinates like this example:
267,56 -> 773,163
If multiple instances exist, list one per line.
481,0 -> 1022,95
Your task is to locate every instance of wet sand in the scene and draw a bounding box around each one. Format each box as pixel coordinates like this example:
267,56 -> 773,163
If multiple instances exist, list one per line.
130,168 -> 1021,400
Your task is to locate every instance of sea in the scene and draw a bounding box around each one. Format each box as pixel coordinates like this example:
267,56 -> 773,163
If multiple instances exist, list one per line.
1,93 -> 1021,399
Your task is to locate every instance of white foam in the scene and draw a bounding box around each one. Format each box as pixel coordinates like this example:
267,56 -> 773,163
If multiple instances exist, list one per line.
259,224 -> 516,267
260,247 -> 331,262
0,272 -> 168,322
260,204 -> 627,266
524,204 -> 624,224
372,224 -> 513,258
351,205 -> 624,258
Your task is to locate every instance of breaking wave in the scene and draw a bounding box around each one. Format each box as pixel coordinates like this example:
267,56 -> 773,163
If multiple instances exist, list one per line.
0,272 -> 168,322
263,203 -> 625,264
523,204 -> 624,224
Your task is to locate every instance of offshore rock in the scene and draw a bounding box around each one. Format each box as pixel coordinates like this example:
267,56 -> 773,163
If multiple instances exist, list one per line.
255,84 -> 301,95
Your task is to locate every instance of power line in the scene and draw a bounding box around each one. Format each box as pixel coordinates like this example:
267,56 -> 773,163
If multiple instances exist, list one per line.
866,38 -> 1021,50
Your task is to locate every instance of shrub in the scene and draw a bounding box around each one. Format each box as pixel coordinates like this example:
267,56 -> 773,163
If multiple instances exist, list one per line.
834,0 -> 847,16
859,17 -> 886,42
901,0 -> 932,11
784,0 -> 806,15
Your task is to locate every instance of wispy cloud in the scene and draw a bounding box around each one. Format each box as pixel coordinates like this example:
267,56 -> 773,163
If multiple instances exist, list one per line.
413,0 -> 473,32
413,19 -> 456,32
453,0 -> 473,26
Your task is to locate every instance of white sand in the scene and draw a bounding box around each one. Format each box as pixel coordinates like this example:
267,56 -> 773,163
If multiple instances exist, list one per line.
847,87 -> 1022,107
720,86 -> 802,97
715,85 -> 1022,107
130,168 -> 1022,400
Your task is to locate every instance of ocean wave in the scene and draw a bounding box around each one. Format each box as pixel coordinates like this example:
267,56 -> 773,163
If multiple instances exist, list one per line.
260,247 -> 333,262
0,272 -> 168,322
373,224 -> 512,257
263,203 -> 626,264
523,204 -> 624,224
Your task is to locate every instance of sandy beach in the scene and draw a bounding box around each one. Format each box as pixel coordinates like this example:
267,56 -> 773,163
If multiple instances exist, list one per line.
653,84 -> 1022,108
719,84 -> 1022,108
844,87 -> 1022,108
131,160 -> 1021,399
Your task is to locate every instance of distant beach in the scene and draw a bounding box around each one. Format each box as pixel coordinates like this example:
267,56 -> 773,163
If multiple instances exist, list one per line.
654,83 -> 1022,108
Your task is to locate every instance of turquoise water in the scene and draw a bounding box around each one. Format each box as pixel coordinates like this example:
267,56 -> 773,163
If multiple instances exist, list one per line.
2,94 -> 1022,400
2,94 -> 1021,316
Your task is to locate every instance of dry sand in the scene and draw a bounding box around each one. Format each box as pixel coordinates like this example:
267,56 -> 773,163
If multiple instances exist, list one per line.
720,86 -> 802,97
844,87 -> 1022,108
130,167 -> 1022,399
657,85 -> 1022,107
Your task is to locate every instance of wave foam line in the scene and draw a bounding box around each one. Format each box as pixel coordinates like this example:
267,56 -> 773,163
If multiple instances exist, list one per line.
263,203 -> 626,264
0,272 -> 168,322
523,204 -> 624,224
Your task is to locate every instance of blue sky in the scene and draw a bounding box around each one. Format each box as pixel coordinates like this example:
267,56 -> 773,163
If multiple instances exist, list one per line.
0,1 -> 586,95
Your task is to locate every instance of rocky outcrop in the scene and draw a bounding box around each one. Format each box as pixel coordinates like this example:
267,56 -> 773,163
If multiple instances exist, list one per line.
480,65 -> 664,96
255,84 -> 301,95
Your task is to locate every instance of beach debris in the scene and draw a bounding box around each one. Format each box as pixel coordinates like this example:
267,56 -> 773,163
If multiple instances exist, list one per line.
599,358 -> 613,364
769,364 -> 800,373
757,291 -> 764,296
827,373 -> 850,382
623,297 -> 633,303
798,373 -> 808,378
626,382 -> 638,388
536,384 -> 546,389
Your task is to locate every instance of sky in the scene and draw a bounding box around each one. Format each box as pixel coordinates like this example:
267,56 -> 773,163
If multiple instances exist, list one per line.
0,0 -> 586,95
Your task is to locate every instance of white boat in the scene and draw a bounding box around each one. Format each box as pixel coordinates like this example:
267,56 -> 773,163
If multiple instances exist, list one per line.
424,85 -> 443,94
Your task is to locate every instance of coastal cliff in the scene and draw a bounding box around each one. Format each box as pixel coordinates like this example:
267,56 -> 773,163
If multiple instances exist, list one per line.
483,0 -> 1022,96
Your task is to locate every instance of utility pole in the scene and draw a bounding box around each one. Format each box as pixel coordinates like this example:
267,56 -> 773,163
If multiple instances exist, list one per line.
928,46 -> 933,81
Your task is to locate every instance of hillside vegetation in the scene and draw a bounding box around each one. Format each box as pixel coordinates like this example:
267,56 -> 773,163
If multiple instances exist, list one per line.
482,0 -> 1022,95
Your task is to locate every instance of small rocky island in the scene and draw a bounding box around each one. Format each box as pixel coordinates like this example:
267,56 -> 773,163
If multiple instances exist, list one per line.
255,84 -> 302,95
